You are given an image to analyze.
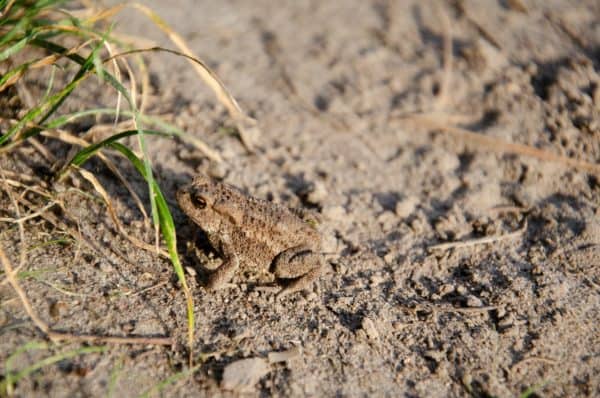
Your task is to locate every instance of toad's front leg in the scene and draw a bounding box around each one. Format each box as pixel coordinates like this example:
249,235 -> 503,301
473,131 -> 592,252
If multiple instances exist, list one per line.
207,239 -> 239,290
271,245 -> 323,299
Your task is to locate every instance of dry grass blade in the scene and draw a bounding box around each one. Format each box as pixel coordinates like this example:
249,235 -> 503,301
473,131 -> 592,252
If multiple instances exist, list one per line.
0,40 -> 93,92
0,240 -> 172,346
77,167 -> 168,258
0,0 -> 17,17
403,114 -> 600,176
1,246 -> 173,345
429,220 -> 527,251
40,128 -> 150,223
129,2 -> 259,150
180,133 -> 224,163
0,200 -> 58,223
0,174 -> 50,197
13,193 -> 134,269
101,48 -> 228,162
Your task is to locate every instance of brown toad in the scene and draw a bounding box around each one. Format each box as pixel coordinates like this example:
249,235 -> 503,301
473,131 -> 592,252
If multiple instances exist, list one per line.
177,174 -> 323,298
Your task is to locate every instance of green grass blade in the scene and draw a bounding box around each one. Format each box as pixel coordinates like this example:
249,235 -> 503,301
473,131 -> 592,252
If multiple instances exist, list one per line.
136,120 -> 160,245
0,14 -> 29,45
0,61 -> 31,87
0,37 -> 104,146
30,37 -> 87,64
0,72 -> 86,145
63,129 -> 169,171
108,142 -> 195,360
29,37 -> 134,106
64,138 -> 195,357
109,141 -> 185,279
519,380 -> 549,398
45,108 -> 187,138
5,342 -> 49,370
35,32 -> 105,126
29,37 -> 167,246
0,35 -> 30,61
4,341 -> 49,396
1,344 -> 106,395
138,363 -> 201,398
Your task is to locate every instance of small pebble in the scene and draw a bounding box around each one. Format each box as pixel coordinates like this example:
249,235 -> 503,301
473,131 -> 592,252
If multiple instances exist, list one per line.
395,196 -> 419,218
496,306 -> 506,319
498,313 -> 515,328
306,181 -> 328,205
207,161 -> 227,179
392,321 -> 404,331
369,274 -> 385,287
377,211 -> 397,230
361,317 -> 380,342
383,252 -> 395,264
322,205 -> 346,221
466,295 -> 484,308
321,233 -> 339,254
221,358 -> 270,393
268,347 -> 301,364
439,284 -> 455,296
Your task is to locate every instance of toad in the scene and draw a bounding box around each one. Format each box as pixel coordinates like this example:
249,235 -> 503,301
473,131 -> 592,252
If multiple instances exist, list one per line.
177,175 -> 323,298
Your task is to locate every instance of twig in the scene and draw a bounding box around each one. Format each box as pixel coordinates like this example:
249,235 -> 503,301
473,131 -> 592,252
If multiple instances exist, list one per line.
77,167 -> 169,259
0,245 -> 173,346
453,0 -> 502,50
429,220 -> 527,251
402,114 -> 600,176
544,12 -> 587,51
434,305 -> 497,314
14,194 -> 134,268
0,170 -> 27,278
488,205 -> 529,215
0,200 -> 58,224
506,0 -> 527,13
124,279 -> 169,297
434,2 -> 453,110
510,355 -> 558,374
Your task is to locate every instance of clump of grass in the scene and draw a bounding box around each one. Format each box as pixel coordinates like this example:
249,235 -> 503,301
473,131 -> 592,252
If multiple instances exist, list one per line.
0,0 -> 253,372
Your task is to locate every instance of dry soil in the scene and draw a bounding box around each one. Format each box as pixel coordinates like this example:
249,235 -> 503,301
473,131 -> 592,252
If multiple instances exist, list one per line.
1,1 -> 600,397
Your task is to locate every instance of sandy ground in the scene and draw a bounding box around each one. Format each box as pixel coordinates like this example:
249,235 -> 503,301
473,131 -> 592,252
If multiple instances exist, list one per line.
1,0 -> 600,396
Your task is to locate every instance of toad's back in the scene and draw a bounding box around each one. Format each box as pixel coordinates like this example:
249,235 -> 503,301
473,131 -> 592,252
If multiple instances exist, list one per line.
215,192 -> 321,269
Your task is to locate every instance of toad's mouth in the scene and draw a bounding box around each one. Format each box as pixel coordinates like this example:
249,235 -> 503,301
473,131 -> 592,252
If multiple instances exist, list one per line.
175,188 -> 191,210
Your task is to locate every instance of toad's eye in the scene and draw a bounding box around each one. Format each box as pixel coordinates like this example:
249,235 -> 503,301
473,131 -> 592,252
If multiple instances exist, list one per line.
192,195 -> 207,209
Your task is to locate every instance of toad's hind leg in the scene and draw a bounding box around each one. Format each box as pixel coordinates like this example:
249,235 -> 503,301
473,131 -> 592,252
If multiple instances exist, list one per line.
272,245 -> 323,299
